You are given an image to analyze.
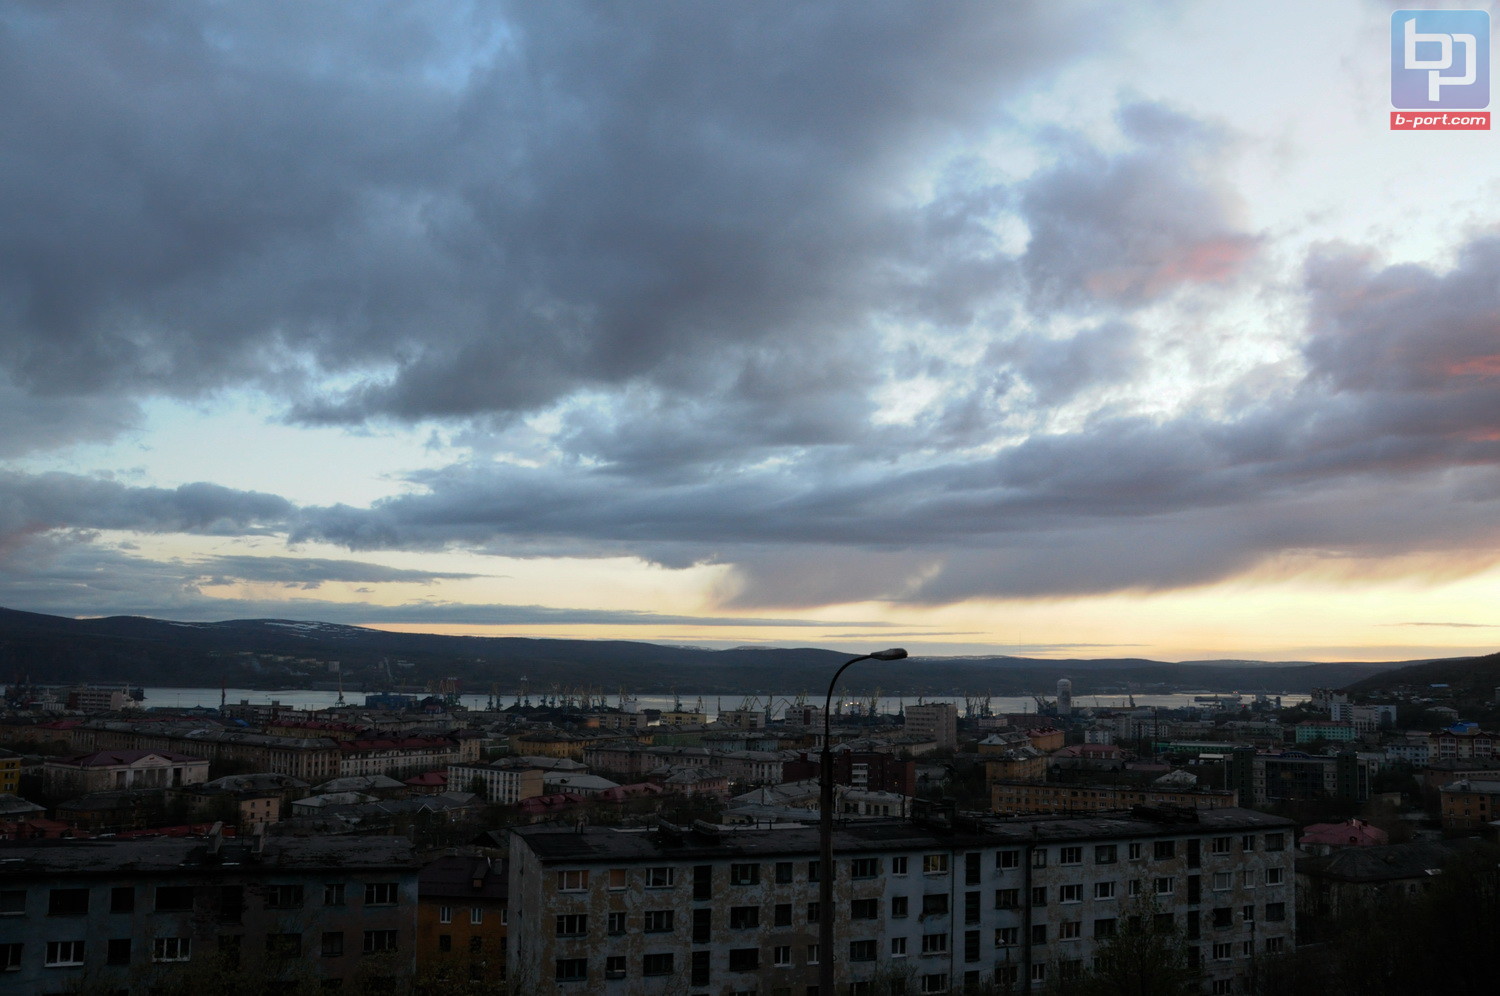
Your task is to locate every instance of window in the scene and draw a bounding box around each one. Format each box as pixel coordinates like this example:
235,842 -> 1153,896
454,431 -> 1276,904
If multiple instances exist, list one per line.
692,950 -> 711,986
267,934 -> 302,958
608,910 -> 627,935
995,926 -> 1018,947
0,891 -> 21,917
1242,904 -> 1255,923
1265,902 -> 1286,922
1213,872 -> 1233,891
362,930 -> 398,954
110,887 -> 133,913
1266,833 -> 1286,852
850,940 -> 877,961
1211,836 -> 1232,854
775,860 -> 794,883
808,860 -> 821,882
557,914 -> 589,936
807,944 -> 820,966
1094,918 -> 1117,939
264,884 -> 302,909
922,973 -> 949,994
965,852 -> 981,885
1031,849 -> 1047,868
1154,840 -> 1176,860
729,948 -> 759,972
45,940 -> 85,966
557,870 -> 589,892
555,958 -> 587,983
893,895 -> 910,917
647,866 -> 675,888
324,883 -> 346,906
440,933 -> 453,953
730,863 -> 760,886
694,865 -> 713,900
643,953 -> 674,976
439,906 -> 452,924
1155,877 -> 1175,896
776,903 -> 793,926
364,883 -> 397,906
1094,881 -> 1117,900
851,857 -> 880,878
965,890 -> 981,924
1129,842 -> 1143,860
1030,963 -> 1047,983
1212,942 -> 1232,961
922,933 -> 948,954
1266,936 -> 1286,954
1031,886 -> 1047,907
1265,867 -> 1284,886
807,901 -> 821,923
608,868 -> 627,890
852,898 -> 879,919
922,894 -> 949,916
1242,834 -> 1256,851
1213,908 -> 1233,930
1060,846 -> 1082,865
774,945 -> 792,968
1060,884 -> 1082,903
1155,913 -> 1176,933
893,856 -> 909,874
1212,980 -> 1233,995
995,888 -> 1019,909
997,849 -> 1020,869
217,934 -> 242,969
1128,879 -> 1142,897
1059,921 -> 1081,939
730,906 -> 759,929
469,907 -> 483,925
605,955 -> 626,979
107,938 -> 131,965
48,889 -> 89,916
1095,844 -> 1118,864
322,932 -> 344,958
892,937 -> 908,957
923,854 -> 949,874
1,942 -> 22,971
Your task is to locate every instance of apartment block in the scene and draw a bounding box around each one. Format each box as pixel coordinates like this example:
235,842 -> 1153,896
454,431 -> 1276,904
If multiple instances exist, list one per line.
450,758 -> 547,804
990,781 -> 1237,816
903,703 -> 958,750
507,806 -> 1293,994
0,832 -> 418,993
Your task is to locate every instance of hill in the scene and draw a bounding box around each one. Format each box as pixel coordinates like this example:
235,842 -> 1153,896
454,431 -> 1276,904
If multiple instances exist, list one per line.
1344,650 -> 1500,699
0,605 -> 1418,697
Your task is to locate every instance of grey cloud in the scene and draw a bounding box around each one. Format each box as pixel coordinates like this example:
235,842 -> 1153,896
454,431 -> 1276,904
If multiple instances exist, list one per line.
0,1 -> 1111,441
1020,101 -> 1259,310
0,471 -> 293,548
189,555 -> 484,590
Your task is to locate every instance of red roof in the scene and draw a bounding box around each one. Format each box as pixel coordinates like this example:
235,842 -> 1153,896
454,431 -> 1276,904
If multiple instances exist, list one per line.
405,772 -> 448,787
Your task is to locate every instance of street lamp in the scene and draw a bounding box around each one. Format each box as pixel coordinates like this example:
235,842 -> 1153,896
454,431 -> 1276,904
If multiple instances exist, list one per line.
820,648 -> 907,996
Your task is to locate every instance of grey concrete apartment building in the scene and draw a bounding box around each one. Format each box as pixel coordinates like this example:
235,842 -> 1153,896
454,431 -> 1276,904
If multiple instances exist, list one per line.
0,832 -> 418,993
508,806 -> 1294,995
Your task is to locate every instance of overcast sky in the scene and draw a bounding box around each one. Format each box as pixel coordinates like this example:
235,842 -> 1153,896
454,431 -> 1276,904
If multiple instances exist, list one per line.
2,0 -> 1498,662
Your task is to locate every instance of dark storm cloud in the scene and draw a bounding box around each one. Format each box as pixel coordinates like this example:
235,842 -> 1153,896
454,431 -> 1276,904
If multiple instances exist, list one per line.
0,0 -> 1110,439
1020,102 -> 1260,310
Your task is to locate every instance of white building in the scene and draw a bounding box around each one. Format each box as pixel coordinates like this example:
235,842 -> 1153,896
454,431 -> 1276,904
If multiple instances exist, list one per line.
508,806 -> 1295,994
904,703 -> 959,750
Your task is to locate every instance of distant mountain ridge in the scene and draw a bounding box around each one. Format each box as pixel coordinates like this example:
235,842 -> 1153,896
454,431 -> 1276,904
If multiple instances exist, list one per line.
0,605 -> 1440,697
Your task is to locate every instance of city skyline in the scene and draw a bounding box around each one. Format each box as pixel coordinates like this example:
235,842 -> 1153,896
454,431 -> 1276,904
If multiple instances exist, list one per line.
2,2 -> 1499,662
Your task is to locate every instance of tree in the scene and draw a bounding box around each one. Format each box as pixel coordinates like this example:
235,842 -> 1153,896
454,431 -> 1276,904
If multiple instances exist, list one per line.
1078,899 -> 1199,996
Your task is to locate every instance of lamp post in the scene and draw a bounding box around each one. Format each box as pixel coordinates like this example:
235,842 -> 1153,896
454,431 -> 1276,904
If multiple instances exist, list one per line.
820,648 -> 907,996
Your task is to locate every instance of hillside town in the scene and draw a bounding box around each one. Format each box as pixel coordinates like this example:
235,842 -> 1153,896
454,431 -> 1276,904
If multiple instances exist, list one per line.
3,670 -> 1500,995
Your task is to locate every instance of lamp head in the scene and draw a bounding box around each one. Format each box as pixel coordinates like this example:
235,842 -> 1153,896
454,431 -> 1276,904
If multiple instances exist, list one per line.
868,648 -> 908,660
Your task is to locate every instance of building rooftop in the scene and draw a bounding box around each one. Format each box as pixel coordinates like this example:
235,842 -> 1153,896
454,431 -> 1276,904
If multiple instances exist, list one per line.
0,834 -> 417,877
513,807 -> 1293,864
418,854 -> 507,901
1297,840 -> 1467,883
50,749 -> 206,768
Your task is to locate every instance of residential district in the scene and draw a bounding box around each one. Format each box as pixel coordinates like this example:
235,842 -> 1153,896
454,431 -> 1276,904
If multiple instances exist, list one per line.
1,675 -> 1498,995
